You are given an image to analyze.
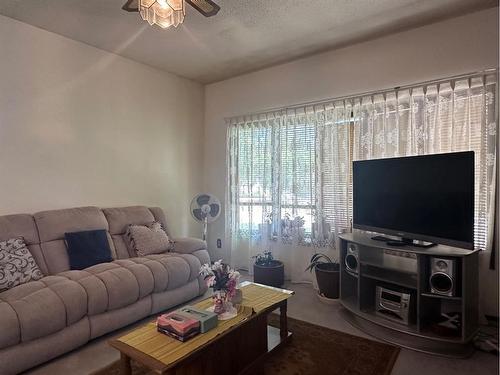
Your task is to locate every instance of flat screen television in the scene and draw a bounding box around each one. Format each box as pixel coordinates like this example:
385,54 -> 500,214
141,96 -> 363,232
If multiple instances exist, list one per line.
353,151 -> 474,249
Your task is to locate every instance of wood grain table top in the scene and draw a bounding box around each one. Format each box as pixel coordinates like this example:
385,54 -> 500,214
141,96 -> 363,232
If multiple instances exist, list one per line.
109,282 -> 294,372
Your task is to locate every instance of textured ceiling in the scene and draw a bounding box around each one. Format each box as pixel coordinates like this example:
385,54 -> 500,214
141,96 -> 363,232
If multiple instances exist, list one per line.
0,0 -> 497,83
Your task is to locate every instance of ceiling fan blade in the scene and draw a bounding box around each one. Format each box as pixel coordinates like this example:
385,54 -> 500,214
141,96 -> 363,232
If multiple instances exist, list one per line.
122,0 -> 139,12
186,0 -> 220,17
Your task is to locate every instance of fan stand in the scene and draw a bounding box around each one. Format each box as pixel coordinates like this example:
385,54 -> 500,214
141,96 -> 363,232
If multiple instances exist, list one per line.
202,216 -> 208,241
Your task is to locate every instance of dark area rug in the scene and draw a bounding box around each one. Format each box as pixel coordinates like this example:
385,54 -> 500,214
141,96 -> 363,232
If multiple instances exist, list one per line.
94,315 -> 399,375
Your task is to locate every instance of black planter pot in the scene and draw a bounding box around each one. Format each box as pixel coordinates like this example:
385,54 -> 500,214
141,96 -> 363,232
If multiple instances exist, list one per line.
253,260 -> 284,287
315,263 -> 340,299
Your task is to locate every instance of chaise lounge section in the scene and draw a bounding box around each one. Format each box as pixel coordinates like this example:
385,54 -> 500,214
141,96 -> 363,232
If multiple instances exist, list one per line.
0,205 -> 209,375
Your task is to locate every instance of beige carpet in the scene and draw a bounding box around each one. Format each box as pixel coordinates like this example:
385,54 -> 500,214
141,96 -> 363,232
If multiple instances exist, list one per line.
94,315 -> 400,375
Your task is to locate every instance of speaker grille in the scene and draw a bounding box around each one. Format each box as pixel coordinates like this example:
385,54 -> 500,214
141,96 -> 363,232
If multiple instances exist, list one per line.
345,254 -> 358,272
430,272 -> 453,293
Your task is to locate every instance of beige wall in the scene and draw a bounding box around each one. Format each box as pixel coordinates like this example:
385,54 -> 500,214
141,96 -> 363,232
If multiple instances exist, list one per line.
0,15 -> 204,237
204,8 -> 499,315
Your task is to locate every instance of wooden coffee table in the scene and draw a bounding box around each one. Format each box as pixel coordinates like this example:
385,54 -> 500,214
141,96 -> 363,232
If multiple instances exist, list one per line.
109,281 -> 294,374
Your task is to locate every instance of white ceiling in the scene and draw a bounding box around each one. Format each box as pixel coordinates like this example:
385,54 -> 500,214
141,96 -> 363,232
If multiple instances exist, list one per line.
0,0 -> 497,83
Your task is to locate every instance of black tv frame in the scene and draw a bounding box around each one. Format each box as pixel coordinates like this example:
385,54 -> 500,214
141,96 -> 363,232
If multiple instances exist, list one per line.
352,152 -> 475,250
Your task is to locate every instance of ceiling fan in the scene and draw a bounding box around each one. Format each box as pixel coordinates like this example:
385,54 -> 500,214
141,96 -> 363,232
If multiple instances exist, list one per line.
122,0 -> 220,21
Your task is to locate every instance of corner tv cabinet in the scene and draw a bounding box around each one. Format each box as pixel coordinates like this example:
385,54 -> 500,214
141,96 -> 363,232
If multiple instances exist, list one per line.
339,232 -> 479,358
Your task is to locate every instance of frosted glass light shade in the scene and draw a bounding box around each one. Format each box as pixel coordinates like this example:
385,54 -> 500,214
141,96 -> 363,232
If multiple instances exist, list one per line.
139,0 -> 185,28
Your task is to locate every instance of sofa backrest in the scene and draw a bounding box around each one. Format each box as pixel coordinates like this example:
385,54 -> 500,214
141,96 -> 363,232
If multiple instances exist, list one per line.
102,206 -> 169,259
0,214 -> 49,275
34,207 -> 113,275
0,205 -> 169,276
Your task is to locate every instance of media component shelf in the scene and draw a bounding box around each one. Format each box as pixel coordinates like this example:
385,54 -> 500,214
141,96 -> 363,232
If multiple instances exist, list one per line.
339,232 -> 479,357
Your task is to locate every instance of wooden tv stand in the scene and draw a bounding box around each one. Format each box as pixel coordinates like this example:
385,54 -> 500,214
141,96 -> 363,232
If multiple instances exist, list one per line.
339,232 -> 479,358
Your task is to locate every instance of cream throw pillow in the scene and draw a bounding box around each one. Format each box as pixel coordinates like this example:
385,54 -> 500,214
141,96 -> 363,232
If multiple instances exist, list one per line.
0,237 -> 44,292
126,222 -> 172,257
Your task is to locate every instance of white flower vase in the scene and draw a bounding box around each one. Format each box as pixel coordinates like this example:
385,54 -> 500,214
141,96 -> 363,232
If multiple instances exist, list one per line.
207,290 -> 238,320
231,288 -> 243,305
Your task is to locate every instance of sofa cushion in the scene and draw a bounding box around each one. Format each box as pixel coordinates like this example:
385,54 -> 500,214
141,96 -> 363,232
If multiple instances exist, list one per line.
113,260 -> 154,298
110,252 -> 203,295
86,264 -> 140,310
58,253 -> 202,316
0,276 -> 87,346
57,269 -> 108,316
0,300 -> 20,350
65,230 -> 113,270
124,257 -> 169,293
59,263 -> 142,315
125,222 -> 171,257
0,238 -> 44,292
144,253 -> 197,290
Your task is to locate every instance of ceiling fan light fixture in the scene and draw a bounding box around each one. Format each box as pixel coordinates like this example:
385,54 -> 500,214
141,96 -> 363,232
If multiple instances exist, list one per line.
139,0 -> 185,29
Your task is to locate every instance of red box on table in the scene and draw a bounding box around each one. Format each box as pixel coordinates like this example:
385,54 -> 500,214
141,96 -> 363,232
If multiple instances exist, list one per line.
156,312 -> 200,342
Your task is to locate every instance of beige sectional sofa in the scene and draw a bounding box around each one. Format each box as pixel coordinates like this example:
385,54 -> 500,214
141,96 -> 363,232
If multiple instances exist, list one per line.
0,205 -> 210,375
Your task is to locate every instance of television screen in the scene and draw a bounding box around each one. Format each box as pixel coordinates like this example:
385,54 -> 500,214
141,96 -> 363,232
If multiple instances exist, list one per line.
353,151 -> 474,249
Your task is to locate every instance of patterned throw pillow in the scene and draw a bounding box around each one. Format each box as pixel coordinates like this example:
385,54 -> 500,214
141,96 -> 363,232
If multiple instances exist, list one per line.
125,221 -> 172,257
0,237 -> 44,292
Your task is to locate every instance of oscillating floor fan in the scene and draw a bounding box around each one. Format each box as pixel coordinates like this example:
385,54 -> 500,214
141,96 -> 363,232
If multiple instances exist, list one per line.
190,193 -> 221,241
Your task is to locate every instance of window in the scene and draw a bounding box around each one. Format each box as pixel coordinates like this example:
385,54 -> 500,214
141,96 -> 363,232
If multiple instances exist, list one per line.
230,115 -> 317,239
227,106 -> 353,247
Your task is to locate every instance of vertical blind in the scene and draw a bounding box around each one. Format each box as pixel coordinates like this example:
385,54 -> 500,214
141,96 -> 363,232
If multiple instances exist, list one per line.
226,72 -> 497,276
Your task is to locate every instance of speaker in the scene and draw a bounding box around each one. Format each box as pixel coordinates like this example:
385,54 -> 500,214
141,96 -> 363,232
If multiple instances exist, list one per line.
345,243 -> 359,274
429,258 -> 456,296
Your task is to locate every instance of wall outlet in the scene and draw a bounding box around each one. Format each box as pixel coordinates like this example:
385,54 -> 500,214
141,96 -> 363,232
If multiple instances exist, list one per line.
216,239 -> 222,248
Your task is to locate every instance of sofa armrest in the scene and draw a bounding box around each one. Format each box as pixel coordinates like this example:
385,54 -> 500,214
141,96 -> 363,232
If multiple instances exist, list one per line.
171,237 -> 207,254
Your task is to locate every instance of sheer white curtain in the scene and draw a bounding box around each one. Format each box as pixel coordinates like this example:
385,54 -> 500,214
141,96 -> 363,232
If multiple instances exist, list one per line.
353,74 -> 497,251
226,112 -> 277,277
226,105 -> 352,282
226,72 -> 498,284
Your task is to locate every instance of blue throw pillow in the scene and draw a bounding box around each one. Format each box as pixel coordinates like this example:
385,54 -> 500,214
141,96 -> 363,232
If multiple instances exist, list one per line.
65,229 -> 113,270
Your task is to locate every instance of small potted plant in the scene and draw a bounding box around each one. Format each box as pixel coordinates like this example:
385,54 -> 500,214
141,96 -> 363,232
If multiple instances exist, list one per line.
253,250 -> 284,287
306,253 -> 339,300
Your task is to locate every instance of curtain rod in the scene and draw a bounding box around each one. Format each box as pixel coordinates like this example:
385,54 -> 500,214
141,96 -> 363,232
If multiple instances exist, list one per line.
225,68 -> 498,121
